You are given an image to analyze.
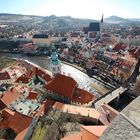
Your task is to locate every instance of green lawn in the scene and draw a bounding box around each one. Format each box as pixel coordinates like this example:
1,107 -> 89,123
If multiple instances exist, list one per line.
0,58 -> 16,69
31,122 -> 47,140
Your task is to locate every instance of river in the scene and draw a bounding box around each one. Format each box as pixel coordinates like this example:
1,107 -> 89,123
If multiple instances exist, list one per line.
1,53 -> 103,98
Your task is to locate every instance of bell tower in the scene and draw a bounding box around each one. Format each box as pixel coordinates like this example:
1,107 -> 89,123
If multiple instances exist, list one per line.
50,46 -> 61,76
100,14 -> 104,38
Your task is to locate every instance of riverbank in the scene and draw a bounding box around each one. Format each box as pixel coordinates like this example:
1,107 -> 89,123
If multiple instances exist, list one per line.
61,61 -> 114,96
61,61 -> 87,73
61,60 -> 114,89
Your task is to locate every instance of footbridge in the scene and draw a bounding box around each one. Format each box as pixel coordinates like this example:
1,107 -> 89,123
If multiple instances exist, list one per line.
93,86 -> 128,109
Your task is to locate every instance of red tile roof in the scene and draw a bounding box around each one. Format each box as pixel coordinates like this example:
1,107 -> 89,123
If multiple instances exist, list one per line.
81,125 -> 107,139
72,87 -> 95,104
1,88 -> 21,105
53,102 -> 64,110
16,70 -> 35,83
53,102 -> 100,120
45,74 -> 77,99
113,43 -> 126,51
129,47 -> 140,58
27,91 -> 38,100
35,99 -> 55,116
0,109 -> 32,134
0,71 -> 11,80
15,127 -> 29,140
35,68 -> 52,82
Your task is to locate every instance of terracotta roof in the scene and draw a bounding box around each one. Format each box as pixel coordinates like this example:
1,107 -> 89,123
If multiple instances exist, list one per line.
81,125 -> 107,139
61,126 -> 107,140
1,88 -> 21,105
35,68 -> 52,82
113,43 -> 126,51
0,71 -> 11,80
15,127 -> 29,140
53,102 -> 64,110
129,47 -> 140,58
27,91 -> 38,100
16,70 -> 35,83
72,87 -> 95,104
53,102 -> 100,120
104,51 -> 119,60
45,74 -> 77,99
0,109 -> 32,134
35,99 -> 55,116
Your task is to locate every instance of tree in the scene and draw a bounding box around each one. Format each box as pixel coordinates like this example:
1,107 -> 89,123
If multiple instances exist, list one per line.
0,128 -> 17,140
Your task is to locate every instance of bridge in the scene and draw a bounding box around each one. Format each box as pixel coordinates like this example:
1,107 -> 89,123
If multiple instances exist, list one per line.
93,86 -> 128,109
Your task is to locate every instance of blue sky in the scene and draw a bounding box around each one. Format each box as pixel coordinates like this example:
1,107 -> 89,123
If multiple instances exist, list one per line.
0,0 -> 140,19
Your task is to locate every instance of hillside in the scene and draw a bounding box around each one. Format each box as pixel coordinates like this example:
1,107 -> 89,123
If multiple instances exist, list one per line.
104,15 -> 140,24
0,13 -> 98,32
0,13 -> 140,32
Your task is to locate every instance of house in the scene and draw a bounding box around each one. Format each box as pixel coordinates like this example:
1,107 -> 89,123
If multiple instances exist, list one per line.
0,109 -> 32,140
32,34 -> 51,47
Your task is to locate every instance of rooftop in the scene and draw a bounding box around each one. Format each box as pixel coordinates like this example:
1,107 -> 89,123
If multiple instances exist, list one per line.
1,87 -> 21,105
45,74 -> 77,99
72,87 -> 95,104
33,34 -> 49,39
0,109 -> 32,134
89,22 -> 100,32
81,125 -> 107,138
53,102 -> 100,120
0,71 -> 11,80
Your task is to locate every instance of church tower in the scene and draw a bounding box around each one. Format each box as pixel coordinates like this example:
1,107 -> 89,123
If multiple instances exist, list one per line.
50,46 -> 61,76
100,14 -> 104,38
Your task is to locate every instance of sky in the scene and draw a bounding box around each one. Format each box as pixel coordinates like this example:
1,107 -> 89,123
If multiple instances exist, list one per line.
0,0 -> 140,19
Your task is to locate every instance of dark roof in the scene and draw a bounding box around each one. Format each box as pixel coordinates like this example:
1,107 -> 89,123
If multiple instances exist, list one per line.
33,34 -> 49,39
71,32 -> 80,37
62,38 -> 67,41
89,22 -> 100,32
0,100 -> 6,111
83,27 -> 89,34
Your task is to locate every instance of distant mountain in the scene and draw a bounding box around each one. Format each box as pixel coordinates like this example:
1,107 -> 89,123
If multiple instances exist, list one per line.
104,15 -> 140,24
0,13 -> 43,24
0,13 -> 99,31
104,16 -> 129,24
0,13 -> 140,32
128,18 -> 140,22
0,13 -> 96,25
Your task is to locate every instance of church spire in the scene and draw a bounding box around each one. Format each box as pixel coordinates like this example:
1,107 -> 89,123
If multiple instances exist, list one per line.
50,46 -> 61,77
101,14 -> 104,23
